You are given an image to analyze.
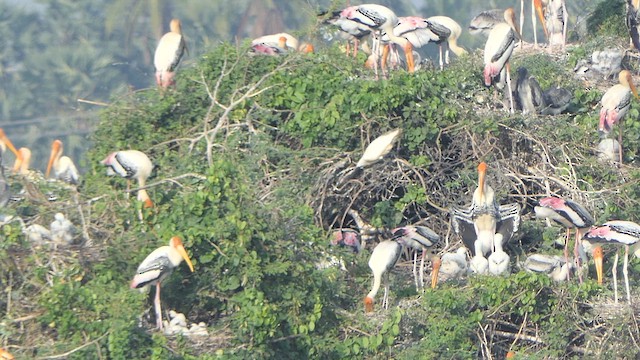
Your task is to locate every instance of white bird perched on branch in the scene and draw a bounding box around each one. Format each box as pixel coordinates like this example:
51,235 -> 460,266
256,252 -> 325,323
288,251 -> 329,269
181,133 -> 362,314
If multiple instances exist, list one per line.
102,150 -> 154,208
154,19 -> 186,89
356,128 -> 402,168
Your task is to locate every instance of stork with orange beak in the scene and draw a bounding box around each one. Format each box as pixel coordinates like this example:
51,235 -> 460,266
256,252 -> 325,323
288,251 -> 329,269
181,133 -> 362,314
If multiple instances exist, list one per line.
102,150 -> 154,208
600,70 -> 639,163
520,0 -> 547,46
12,147 -> 31,175
452,162 -> 521,275
484,8 -> 520,114
45,140 -> 79,184
0,129 -> 20,167
154,19 -> 186,89
131,236 -> 195,330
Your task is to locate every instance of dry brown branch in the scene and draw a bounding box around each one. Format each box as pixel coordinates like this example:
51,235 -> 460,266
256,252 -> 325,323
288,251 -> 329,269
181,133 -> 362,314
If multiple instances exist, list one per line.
37,331 -> 109,359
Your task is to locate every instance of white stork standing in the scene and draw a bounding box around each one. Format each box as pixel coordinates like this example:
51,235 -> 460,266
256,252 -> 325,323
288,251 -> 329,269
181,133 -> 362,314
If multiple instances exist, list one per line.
131,236 -> 195,330
102,150 -> 154,208
584,221 -> 640,304
392,225 -> 441,291
339,4 -> 415,76
154,19 -> 186,89
452,162 -> 521,275
599,70 -> 639,163
544,0 -> 567,48
520,0 -> 547,46
45,139 -> 79,185
386,16 -> 466,71
484,8 -> 520,114
364,239 -> 403,312
534,196 -> 594,282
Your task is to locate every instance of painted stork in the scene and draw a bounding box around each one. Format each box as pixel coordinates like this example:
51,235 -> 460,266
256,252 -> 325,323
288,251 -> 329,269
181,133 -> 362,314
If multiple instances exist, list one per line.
324,11 -> 372,57
250,33 -> 314,55
627,0 -> 640,51
484,8 -> 520,114
452,162 -> 521,274
434,247 -> 468,284
45,140 -> 79,185
356,128 -> 402,168
392,225 -> 441,291
364,239 -> 402,312
12,147 -> 31,175
469,9 -> 506,36
520,0 -> 547,46
50,213 -> 75,245
339,4 -> 415,75
154,19 -> 186,89
584,221 -> 640,304
599,70 -> 639,163
488,233 -> 510,275
534,196 -> 594,282
523,253 -> 572,282
544,0 -> 567,48
331,228 -> 362,253
102,150 -> 154,208
131,236 -> 195,330
386,16 -> 466,71
0,129 -> 20,166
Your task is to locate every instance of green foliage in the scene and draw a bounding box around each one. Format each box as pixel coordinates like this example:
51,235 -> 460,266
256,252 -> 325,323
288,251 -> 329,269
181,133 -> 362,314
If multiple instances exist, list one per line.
587,0 -> 627,38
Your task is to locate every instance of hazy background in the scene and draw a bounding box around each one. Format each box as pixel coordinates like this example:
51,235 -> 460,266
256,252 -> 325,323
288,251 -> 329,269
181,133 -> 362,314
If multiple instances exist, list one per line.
0,0 -> 601,171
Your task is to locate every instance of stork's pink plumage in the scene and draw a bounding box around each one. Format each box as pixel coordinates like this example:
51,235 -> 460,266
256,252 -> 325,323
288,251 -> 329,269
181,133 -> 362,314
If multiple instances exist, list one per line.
599,70 -> 639,162
584,221 -> 640,304
483,8 -> 520,113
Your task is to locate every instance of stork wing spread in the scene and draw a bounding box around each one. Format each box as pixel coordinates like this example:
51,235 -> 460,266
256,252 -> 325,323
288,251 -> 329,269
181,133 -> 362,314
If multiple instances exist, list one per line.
497,202 -> 521,243
452,207 -> 479,256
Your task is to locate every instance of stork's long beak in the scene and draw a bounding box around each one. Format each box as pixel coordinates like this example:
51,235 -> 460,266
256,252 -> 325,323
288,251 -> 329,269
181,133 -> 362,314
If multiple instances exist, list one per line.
364,296 -> 374,313
534,0 -> 547,38
431,256 -> 442,289
45,140 -> 62,178
478,162 -> 487,199
176,244 -> 195,272
593,246 -> 603,285
0,129 -> 20,159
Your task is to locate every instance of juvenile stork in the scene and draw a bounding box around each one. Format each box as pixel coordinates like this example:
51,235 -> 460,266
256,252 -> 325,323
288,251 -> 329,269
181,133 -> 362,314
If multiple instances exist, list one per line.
534,196 -> 594,282
364,239 -> 403,312
452,162 -> 521,275
154,19 -> 186,89
102,150 -> 154,208
392,225 -> 441,291
45,140 -> 79,185
483,8 -> 520,114
599,70 -> 639,163
584,221 -> 640,304
131,236 -> 195,330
